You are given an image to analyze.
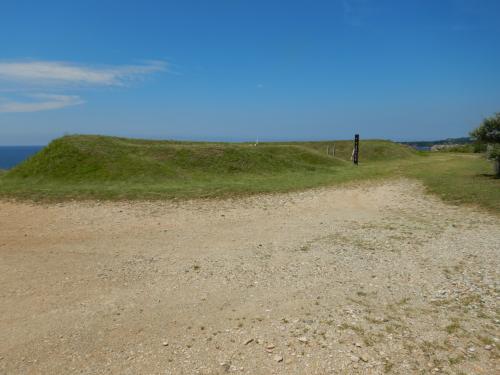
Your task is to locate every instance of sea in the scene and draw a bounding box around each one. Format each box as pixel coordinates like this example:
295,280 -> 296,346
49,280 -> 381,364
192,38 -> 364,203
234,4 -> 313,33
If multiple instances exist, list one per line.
0,146 -> 44,170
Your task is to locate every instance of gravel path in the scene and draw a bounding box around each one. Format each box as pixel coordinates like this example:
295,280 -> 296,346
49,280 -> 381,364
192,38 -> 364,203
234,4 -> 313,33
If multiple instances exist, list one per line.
0,180 -> 498,374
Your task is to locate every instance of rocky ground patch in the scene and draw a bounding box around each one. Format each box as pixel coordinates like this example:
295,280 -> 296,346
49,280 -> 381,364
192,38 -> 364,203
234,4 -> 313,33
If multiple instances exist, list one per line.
0,180 -> 498,374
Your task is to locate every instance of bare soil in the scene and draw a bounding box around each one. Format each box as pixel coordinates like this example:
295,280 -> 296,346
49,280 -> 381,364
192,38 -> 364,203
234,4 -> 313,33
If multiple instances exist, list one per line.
0,180 -> 498,374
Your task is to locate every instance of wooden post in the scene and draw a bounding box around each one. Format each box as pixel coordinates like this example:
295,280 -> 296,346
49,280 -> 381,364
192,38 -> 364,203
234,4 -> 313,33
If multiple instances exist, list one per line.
353,134 -> 359,165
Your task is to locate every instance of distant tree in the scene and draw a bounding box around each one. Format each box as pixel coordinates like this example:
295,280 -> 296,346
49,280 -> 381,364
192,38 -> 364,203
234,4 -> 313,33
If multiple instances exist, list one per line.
470,113 -> 500,177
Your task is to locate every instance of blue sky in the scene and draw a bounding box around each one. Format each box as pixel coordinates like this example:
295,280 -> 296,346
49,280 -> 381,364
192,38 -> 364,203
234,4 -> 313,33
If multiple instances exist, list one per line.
0,0 -> 499,145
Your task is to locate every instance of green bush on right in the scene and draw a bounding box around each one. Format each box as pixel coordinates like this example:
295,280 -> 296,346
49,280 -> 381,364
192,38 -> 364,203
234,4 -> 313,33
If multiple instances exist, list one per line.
471,113 -> 500,177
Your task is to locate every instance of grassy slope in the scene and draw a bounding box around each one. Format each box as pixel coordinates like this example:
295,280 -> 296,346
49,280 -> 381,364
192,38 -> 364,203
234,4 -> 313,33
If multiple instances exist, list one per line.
266,139 -> 416,161
0,135 -> 393,199
0,135 -> 498,212
6,135 -> 349,180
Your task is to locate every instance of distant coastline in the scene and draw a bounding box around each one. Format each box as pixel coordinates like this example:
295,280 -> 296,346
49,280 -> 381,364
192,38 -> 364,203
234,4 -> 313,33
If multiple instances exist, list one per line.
399,137 -> 472,151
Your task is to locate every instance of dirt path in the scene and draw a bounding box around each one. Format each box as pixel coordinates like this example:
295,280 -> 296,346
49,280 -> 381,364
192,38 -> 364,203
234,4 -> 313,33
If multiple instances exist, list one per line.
0,180 -> 498,374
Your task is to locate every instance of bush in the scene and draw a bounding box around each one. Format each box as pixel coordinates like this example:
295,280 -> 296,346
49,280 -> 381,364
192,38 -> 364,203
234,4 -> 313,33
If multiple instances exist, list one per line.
487,144 -> 500,160
470,113 -> 500,144
471,113 -> 500,176
473,142 -> 487,153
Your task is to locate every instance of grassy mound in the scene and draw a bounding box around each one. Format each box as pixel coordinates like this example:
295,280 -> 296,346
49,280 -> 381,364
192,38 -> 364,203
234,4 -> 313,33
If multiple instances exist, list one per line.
0,135 -> 421,200
6,135 -> 351,181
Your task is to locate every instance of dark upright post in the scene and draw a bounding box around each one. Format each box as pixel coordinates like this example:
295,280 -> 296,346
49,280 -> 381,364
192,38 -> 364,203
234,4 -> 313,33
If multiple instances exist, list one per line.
353,134 -> 359,165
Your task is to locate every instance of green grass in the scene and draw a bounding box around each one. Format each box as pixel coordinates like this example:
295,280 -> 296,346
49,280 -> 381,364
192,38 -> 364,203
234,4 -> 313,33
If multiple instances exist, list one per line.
0,135 -> 498,212
6,135 -> 349,180
404,153 -> 500,212
265,139 -> 416,161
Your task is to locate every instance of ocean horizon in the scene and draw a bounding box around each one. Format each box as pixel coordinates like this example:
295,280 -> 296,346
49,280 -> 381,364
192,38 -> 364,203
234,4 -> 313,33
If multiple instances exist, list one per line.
0,146 -> 44,169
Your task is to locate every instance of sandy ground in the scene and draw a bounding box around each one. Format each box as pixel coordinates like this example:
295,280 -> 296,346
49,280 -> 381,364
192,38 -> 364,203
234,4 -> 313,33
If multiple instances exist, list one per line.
0,180 -> 498,375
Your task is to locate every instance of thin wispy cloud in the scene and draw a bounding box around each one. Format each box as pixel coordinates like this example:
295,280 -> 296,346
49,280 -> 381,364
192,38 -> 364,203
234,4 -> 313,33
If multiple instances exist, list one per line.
0,94 -> 84,113
0,60 -> 166,86
0,60 -> 167,113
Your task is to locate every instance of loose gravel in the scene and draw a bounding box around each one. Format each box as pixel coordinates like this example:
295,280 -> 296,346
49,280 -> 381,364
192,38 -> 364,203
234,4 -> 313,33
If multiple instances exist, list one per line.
0,180 -> 498,374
